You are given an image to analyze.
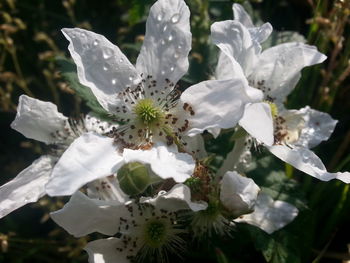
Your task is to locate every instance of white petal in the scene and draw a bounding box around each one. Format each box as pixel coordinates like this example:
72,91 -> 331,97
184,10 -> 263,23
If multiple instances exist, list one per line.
122,143 -> 195,183
211,20 -> 257,77
50,191 -> 126,237
85,238 -> 130,263
235,193 -> 299,234
180,79 -> 252,136
268,145 -> 350,183
10,95 -> 68,144
182,134 -> 208,159
84,113 -> 118,134
141,184 -> 207,212
239,102 -> 274,146
253,42 -> 327,101
46,132 -> 124,196
232,4 -> 272,43
136,0 -> 191,86
220,171 -> 260,217
0,155 -> 54,218
296,106 -> 338,148
62,28 -> 139,113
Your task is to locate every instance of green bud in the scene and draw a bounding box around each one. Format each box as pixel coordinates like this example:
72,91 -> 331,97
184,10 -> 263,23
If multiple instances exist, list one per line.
117,162 -> 151,195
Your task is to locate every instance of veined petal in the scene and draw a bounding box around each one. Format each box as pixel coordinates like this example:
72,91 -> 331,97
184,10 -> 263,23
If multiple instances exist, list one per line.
46,132 -> 124,196
136,0 -> 191,86
0,155 -> 55,218
122,143 -> 195,183
10,95 -> 69,144
140,184 -> 207,212
211,20 -> 257,77
296,106 -> 338,148
253,42 -> 327,101
220,171 -> 260,217
181,79 -> 251,136
85,238 -> 130,263
268,145 -> 350,183
62,28 -> 140,113
234,193 -> 299,234
232,4 -> 272,43
239,102 -> 274,146
50,191 -> 126,237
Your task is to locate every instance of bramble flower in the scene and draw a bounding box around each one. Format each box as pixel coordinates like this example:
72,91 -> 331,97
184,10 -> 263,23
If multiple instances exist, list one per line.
213,4 -> 350,183
0,95 -> 116,218
61,0 -> 255,153
51,184 -> 206,263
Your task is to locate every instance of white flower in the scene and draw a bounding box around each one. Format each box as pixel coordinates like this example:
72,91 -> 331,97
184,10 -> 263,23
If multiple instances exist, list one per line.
234,193 -> 299,234
51,184 -> 205,263
0,95 -> 115,218
62,0 -> 255,151
212,4 -> 326,146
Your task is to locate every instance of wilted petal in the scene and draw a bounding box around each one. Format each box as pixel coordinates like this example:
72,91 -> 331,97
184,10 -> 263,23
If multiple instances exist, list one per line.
235,193 -> 298,234
0,155 -> 55,218
46,132 -> 123,196
220,171 -> 260,217
122,143 -> 195,183
296,106 -> 338,148
10,95 -> 69,144
253,42 -> 327,101
180,79 -> 252,136
268,145 -> 350,183
85,238 -> 130,263
51,191 -> 126,237
62,28 -> 139,113
136,0 -> 191,86
232,4 -> 272,43
141,184 -> 207,212
239,102 -> 274,146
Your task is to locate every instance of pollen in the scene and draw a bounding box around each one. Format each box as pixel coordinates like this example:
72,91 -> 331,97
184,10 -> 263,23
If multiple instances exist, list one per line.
144,220 -> 167,248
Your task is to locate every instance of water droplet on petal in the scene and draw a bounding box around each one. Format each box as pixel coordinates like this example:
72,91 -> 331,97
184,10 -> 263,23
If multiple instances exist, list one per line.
119,58 -> 124,63
129,76 -> 134,81
103,63 -> 110,71
161,70 -> 165,75
170,67 -> 175,72
93,39 -> 99,46
103,48 -> 113,59
168,34 -> 173,42
174,53 -> 179,59
163,24 -> 168,32
177,44 -> 182,50
112,79 -> 117,85
171,13 -> 180,24
161,39 -> 166,45
157,14 -> 163,22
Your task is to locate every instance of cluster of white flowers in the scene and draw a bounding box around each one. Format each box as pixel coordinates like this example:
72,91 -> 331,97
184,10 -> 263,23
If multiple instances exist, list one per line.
1,1 -> 349,262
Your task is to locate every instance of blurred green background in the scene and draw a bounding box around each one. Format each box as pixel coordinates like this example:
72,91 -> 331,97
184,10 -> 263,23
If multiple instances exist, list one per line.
0,0 -> 349,262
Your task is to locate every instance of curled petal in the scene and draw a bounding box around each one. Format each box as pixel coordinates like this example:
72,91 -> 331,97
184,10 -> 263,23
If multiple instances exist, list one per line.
11,95 -> 69,144
268,145 -> 350,183
235,193 -> 298,234
46,132 -> 124,196
140,184 -> 207,212
253,42 -> 327,101
51,192 -> 126,237
239,102 -> 274,146
122,143 -> 195,183
181,79 -> 252,136
220,171 -> 260,217
296,106 -> 338,148
62,28 -> 139,113
85,238 -> 130,263
136,0 -> 191,87
0,155 -> 55,218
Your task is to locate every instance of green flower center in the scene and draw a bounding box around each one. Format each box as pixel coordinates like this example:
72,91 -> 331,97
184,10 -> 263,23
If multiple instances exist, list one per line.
144,220 -> 167,248
134,98 -> 164,125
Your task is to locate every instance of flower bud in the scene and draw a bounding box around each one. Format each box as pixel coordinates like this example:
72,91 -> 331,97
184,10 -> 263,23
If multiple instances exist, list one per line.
117,162 -> 151,195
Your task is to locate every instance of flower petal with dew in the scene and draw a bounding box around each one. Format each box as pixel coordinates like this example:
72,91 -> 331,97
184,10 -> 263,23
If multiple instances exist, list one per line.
234,193 -> 298,234
220,171 -> 260,217
62,0 -> 255,150
140,184 -> 207,212
0,155 -> 55,218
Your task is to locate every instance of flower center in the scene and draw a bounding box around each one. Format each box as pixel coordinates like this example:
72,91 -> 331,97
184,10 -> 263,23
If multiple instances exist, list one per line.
134,98 -> 164,125
144,220 -> 167,248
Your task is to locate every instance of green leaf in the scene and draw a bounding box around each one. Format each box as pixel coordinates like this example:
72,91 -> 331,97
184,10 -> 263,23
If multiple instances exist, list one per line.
55,56 -> 111,120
